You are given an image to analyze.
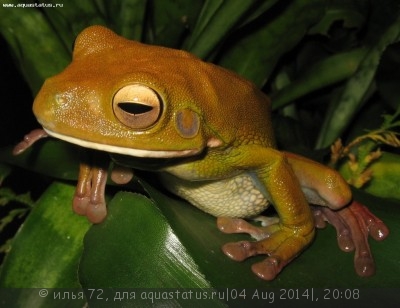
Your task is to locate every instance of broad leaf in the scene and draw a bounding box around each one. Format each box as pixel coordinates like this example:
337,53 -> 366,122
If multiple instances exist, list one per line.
0,182 -> 90,306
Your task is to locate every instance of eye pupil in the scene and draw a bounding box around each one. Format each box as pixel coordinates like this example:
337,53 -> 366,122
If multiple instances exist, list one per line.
118,102 -> 153,115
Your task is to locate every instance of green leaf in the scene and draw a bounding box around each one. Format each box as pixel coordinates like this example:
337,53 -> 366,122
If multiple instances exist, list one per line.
316,16 -> 400,148
80,192 -> 212,288
218,0 -> 326,86
0,182 -> 90,287
0,163 -> 11,184
0,182 -> 90,306
147,0 -> 204,47
362,152 -> 400,201
183,0 -> 260,58
40,0 -> 106,51
103,0 -> 147,41
308,0 -> 368,36
272,48 -> 367,110
79,192 -> 226,307
0,0 -> 71,93
0,187 -> 34,208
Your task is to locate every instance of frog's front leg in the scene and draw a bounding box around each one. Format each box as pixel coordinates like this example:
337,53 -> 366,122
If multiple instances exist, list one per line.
73,154 -> 109,224
223,146 -> 315,280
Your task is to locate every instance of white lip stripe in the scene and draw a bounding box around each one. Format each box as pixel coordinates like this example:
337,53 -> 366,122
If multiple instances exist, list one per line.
43,128 -> 200,158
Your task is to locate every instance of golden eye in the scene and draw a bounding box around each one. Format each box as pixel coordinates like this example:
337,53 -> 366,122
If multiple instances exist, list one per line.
112,84 -> 162,129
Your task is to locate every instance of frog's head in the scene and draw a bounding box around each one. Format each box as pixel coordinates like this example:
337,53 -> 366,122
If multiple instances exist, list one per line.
33,25 -> 272,158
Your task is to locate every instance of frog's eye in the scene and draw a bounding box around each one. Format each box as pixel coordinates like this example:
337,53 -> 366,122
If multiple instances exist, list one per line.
113,84 -> 162,129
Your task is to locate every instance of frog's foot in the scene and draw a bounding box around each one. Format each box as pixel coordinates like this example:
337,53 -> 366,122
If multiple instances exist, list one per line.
312,201 -> 389,277
73,161 -> 109,224
13,129 -> 48,155
217,217 -> 314,280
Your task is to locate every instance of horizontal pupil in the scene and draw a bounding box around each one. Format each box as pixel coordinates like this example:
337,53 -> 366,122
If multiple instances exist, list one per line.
118,102 -> 153,115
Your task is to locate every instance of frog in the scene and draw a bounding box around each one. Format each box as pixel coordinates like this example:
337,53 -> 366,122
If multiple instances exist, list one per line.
14,25 -> 389,281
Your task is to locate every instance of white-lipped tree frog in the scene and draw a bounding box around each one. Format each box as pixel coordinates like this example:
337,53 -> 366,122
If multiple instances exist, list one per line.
15,26 -> 388,281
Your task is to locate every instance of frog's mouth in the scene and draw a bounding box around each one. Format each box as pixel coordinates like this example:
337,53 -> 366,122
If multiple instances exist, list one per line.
43,128 -> 201,158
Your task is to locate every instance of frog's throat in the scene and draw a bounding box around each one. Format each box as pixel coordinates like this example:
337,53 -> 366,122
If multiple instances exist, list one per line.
43,128 -> 201,158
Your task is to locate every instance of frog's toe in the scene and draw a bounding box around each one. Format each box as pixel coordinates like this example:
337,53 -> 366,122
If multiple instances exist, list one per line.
86,201 -> 107,224
252,256 -> 287,281
312,208 -> 327,228
253,215 -> 280,227
222,241 -> 256,261
110,165 -> 134,184
222,237 -> 279,263
349,201 -> 389,241
355,251 -> 375,277
72,195 -> 89,215
72,189 -> 107,223
74,163 -> 108,224
217,217 -> 250,234
316,206 -> 355,252
217,217 -> 279,241
369,220 -> 389,241
337,228 -> 354,252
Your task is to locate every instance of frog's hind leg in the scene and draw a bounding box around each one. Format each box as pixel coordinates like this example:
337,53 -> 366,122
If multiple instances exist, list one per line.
284,151 -> 352,209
